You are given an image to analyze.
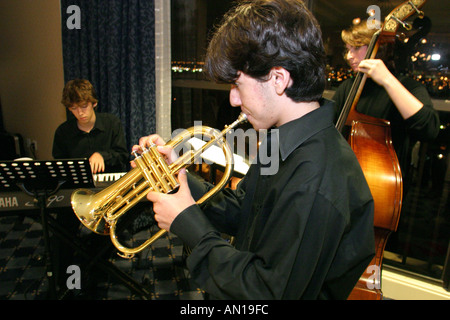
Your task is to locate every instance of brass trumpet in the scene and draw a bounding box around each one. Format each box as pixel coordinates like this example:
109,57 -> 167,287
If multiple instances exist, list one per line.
71,113 -> 247,258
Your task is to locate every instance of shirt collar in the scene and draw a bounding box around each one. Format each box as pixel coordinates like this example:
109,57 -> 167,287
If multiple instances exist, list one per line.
275,98 -> 336,161
92,113 -> 107,132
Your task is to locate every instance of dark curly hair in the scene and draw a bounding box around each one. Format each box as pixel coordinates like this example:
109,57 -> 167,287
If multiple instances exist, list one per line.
204,0 -> 326,102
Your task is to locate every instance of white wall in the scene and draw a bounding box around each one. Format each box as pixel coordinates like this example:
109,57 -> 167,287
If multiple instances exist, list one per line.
0,0 -> 66,159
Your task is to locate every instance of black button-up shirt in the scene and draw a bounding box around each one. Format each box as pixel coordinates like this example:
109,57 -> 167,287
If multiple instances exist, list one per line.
171,100 -> 375,299
52,112 -> 129,172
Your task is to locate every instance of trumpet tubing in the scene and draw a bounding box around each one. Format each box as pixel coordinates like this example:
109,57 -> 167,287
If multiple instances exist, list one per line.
71,113 -> 247,258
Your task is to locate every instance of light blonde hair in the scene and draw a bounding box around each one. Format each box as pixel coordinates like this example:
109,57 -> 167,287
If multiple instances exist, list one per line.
341,20 -> 378,47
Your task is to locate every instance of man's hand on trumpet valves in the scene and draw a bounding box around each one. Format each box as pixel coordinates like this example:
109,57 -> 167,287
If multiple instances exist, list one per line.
131,133 -> 177,167
130,133 -> 193,231
147,168 -> 195,231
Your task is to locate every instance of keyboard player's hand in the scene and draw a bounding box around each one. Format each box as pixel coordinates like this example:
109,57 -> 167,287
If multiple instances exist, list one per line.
89,152 -> 105,174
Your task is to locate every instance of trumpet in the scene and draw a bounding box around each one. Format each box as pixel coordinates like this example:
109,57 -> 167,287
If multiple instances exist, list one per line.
71,113 -> 247,258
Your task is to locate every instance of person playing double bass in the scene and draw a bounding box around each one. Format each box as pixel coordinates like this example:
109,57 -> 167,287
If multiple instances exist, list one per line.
333,20 -> 440,188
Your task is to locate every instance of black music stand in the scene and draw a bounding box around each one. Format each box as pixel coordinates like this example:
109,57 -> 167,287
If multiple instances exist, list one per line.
0,158 -> 152,300
0,158 -> 94,298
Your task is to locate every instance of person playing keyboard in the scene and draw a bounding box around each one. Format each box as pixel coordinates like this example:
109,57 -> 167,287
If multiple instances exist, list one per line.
52,79 -> 128,174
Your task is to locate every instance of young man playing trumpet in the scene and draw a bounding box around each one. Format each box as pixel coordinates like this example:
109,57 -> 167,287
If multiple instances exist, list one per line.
135,0 -> 375,300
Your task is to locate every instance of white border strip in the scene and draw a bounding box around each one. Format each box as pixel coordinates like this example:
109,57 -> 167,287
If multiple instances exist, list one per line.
383,270 -> 450,300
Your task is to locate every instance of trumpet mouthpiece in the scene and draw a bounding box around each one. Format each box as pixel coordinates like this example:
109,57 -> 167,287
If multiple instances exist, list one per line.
239,113 -> 248,122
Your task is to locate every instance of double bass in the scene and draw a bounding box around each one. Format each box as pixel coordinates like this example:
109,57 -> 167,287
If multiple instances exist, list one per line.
335,0 -> 428,300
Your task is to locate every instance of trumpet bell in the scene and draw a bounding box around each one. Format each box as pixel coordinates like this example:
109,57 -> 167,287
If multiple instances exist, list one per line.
71,188 -> 109,235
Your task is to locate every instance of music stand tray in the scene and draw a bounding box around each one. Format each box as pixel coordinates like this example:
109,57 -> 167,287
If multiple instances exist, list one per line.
0,158 -> 94,193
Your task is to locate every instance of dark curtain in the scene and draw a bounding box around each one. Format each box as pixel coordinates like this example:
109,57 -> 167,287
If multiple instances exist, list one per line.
60,0 -> 156,154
